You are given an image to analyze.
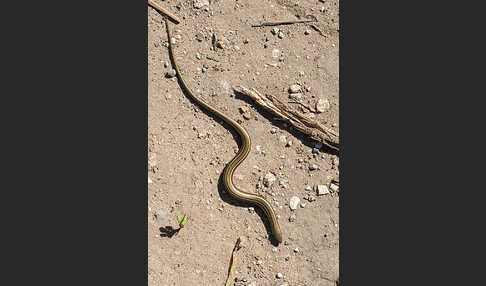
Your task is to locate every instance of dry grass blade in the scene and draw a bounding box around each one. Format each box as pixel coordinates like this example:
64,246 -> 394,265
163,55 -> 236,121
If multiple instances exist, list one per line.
225,238 -> 243,286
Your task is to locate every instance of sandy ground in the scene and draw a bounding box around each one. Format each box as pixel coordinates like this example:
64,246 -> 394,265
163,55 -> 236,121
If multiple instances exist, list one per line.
148,0 -> 339,285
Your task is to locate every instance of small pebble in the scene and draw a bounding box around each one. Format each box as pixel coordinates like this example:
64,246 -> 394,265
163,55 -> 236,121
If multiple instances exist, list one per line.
148,177 -> 153,184
312,148 -> 320,154
300,203 -> 306,208
289,213 -> 296,222
175,34 -> 182,40
154,42 -> 159,47
166,69 -> 177,78
270,128 -> 277,134
276,273 -> 284,279
264,173 -> 277,187
316,98 -> 330,113
285,140 -> 293,147
271,27 -> 280,35
279,135 -> 287,144
304,30 -> 311,35
316,185 -> 330,196
233,45 -> 240,51
309,164 -> 319,171
289,196 -> 300,210
202,67 -> 207,73
277,31 -> 284,39
272,49 -> 280,59
193,0 -> 209,9
289,93 -> 303,100
163,62 -> 169,68
305,185 -> 312,191
196,53 -> 201,60
248,207 -> 255,214
155,210 -> 166,221
294,248 -> 299,253
272,247 -> 278,252
243,39 -> 249,44
288,84 -> 302,93
330,183 -> 339,192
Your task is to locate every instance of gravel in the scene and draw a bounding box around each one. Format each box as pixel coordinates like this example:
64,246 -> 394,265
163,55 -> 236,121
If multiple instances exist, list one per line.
289,92 -> 303,100
193,0 -> 209,9
155,210 -> 166,221
166,69 -> 177,78
316,98 -> 330,113
289,196 -> 300,210
289,213 -> 296,222
330,183 -> 339,192
316,185 -> 330,196
264,173 -> 277,187
288,84 -> 302,93
309,164 -> 319,171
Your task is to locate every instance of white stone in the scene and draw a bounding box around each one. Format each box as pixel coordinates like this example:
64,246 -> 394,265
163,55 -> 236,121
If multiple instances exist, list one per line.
316,185 -> 330,196
289,196 -> 300,210
263,173 -> 277,187
193,0 -> 209,9
289,92 -> 303,100
288,84 -> 302,93
276,273 -> 284,279
330,183 -> 339,192
316,98 -> 330,113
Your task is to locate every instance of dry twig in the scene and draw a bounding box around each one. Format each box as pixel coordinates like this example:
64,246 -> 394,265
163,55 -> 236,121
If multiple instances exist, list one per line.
224,238 -> 243,286
251,16 -> 317,27
147,0 -> 181,24
233,85 -> 339,151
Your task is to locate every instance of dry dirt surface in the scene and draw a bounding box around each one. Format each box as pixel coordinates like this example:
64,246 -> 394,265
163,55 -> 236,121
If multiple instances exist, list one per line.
148,0 -> 339,285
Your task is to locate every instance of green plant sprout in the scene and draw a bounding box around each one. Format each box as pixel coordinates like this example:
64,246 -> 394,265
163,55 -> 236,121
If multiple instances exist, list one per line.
176,213 -> 187,228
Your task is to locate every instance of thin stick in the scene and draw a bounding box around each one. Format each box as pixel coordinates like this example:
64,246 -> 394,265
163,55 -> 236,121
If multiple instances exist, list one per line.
233,85 -> 339,151
147,0 -> 181,24
225,238 -> 242,286
252,18 -> 316,27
